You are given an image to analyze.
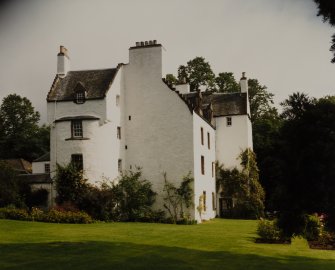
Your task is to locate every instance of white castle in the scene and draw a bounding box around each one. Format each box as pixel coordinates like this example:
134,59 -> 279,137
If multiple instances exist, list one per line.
40,41 -> 252,222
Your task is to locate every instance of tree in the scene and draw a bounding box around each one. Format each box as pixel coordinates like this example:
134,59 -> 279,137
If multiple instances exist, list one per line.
215,72 -> 240,93
273,95 -> 335,236
177,57 -> 216,91
165,74 -> 178,85
0,161 -> 22,207
314,0 -> 335,62
216,149 -> 265,219
0,94 -> 49,161
280,92 -> 315,120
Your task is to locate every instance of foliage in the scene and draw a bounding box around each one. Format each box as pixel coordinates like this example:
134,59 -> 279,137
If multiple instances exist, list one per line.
55,163 -> 89,206
177,57 -> 216,91
110,169 -> 157,222
273,95 -> 335,236
314,0 -> 335,62
257,219 -> 284,242
163,172 -> 194,223
27,188 -> 49,208
215,72 -> 239,93
305,215 -> 322,241
280,92 -> 315,120
0,161 -> 23,207
0,207 -> 30,221
165,73 -> 178,85
0,94 -> 49,161
216,149 -> 265,219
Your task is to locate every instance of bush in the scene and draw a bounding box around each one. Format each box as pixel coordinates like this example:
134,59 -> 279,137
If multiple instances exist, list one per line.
305,215 -> 322,241
28,188 -> 49,208
257,219 -> 284,242
0,207 -> 30,221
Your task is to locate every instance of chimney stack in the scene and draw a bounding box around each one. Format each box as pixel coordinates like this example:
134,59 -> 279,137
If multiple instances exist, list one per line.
240,72 -> 248,93
57,45 -> 70,77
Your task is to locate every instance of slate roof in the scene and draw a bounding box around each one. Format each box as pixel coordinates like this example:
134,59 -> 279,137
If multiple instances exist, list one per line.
47,68 -> 119,102
33,152 -> 50,162
18,173 -> 52,184
201,92 -> 248,117
1,159 -> 32,174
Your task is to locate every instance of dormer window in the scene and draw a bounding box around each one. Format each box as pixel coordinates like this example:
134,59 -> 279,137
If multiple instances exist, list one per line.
76,92 -> 85,104
73,82 -> 86,104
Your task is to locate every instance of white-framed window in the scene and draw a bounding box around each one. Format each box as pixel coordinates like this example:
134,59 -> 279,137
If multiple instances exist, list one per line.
44,163 -> 50,173
117,127 -> 121,139
226,117 -> 232,126
201,127 -> 204,145
76,92 -> 85,104
207,132 -> 210,149
72,120 -> 83,138
201,156 -> 205,175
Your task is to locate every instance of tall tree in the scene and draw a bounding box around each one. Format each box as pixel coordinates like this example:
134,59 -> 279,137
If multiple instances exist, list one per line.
0,94 -> 49,161
215,72 -> 240,93
314,0 -> 335,62
177,57 -> 215,91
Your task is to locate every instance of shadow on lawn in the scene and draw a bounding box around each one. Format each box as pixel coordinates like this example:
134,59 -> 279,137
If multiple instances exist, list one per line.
0,241 -> 334,270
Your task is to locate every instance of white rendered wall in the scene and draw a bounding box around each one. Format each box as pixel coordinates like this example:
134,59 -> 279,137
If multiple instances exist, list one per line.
193,113 -> 216,222
123,45 -> 195,217
215,115 -> 253,170
48,71 -> 122,184
32,161 -> 50,174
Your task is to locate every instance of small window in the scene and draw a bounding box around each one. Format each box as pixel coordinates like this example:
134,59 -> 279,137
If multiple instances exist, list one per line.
44,163 -> 50,173
212,192 -> 216,210
201,156 -> 205,175
201,127 -> 204,145
212,162 -> 215,177
117,127 -> 121,139
76,92 -> 85,104
72,120 -> 83,138
129,115 -> 131,120
125,145 -> 128,149
71,154 -> 83,170
203,191 -> 207,211
118,159 -> 122,172
130,165 -> 132,170
116,95 -> 120,106
207,132 -> 210,149
226,117 -> 232,126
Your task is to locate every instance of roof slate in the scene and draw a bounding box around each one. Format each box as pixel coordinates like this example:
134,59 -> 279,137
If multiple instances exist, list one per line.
1,159 -> 32,174
47,68 -> 118,102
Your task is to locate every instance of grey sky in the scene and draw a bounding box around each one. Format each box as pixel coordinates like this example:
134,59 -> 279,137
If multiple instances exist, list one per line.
0,0 -> 334,123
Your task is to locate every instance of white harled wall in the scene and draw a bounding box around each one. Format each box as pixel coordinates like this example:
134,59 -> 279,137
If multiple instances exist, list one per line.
193,113 -> 216,221
215,115 -> 253,170
123,45 -> 196,217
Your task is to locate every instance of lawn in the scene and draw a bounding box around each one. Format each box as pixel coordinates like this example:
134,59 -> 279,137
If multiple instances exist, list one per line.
0,219 -> 334,270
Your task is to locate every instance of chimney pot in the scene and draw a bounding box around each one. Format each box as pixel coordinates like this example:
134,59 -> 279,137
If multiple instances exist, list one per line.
136,42 -> 140,46
145,41 -> 148,45
153,40 -> 157,44
141,41 -> 144,46
149,40 -> 153,45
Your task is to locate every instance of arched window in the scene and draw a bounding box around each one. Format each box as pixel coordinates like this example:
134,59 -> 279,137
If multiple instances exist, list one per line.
73,82 -> 86,104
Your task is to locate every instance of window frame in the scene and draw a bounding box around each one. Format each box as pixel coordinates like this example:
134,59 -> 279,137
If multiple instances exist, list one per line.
117,126 -> 121,139
75,91 -> 85,104
71,120 -> 83,138
226,117 -> 232,126
44,163 -> 50,173
201,155 -> 205,175
203,191 -> 207,211
201,127 -> 204,145
71,154 -> 83,170
207,132 -> 210,149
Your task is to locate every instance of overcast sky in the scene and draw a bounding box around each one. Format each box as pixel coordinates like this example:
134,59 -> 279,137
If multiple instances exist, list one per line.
0,0 -> 334,123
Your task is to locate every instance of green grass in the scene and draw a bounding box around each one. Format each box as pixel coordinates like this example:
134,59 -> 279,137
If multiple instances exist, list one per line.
0,219 -> 334,270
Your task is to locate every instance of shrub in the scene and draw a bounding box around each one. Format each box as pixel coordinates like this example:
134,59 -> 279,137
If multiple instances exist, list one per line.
305,214 -> 322,241
0,207 -> 30,221
43,209 -> 93,224
257,219 -> 284,242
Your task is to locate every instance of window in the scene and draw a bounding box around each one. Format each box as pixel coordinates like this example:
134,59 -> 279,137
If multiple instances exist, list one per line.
212,192 -> 216,210
129,115 -> 131,120
116,95 -> 120,106
212,162 -> 215,177
207,132 -> 210,149
203,191 -> 207,211
118,159 -> 122,172
201,127 -> 204,145
201,156 -> 205,175
44,163 -> 50,173
72,120 -> 83,138
76,92 -> 85,104
226,117 -> 232,126
117,127 -> 121,139
71,154 -> 83,170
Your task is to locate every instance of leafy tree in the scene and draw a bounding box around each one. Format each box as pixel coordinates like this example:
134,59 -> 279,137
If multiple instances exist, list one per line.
273,95 -> 335,236
314,0 -> 335,62
280,92 -> 315,120
165,74 -> 178,85
0,161 -> 22,207
216,149 -> 265,219
55,163 -> 89,206
177,57 -> 215,91
163,172 -> 194,223
0,94 -> 50,161
215,72 -> 240,93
